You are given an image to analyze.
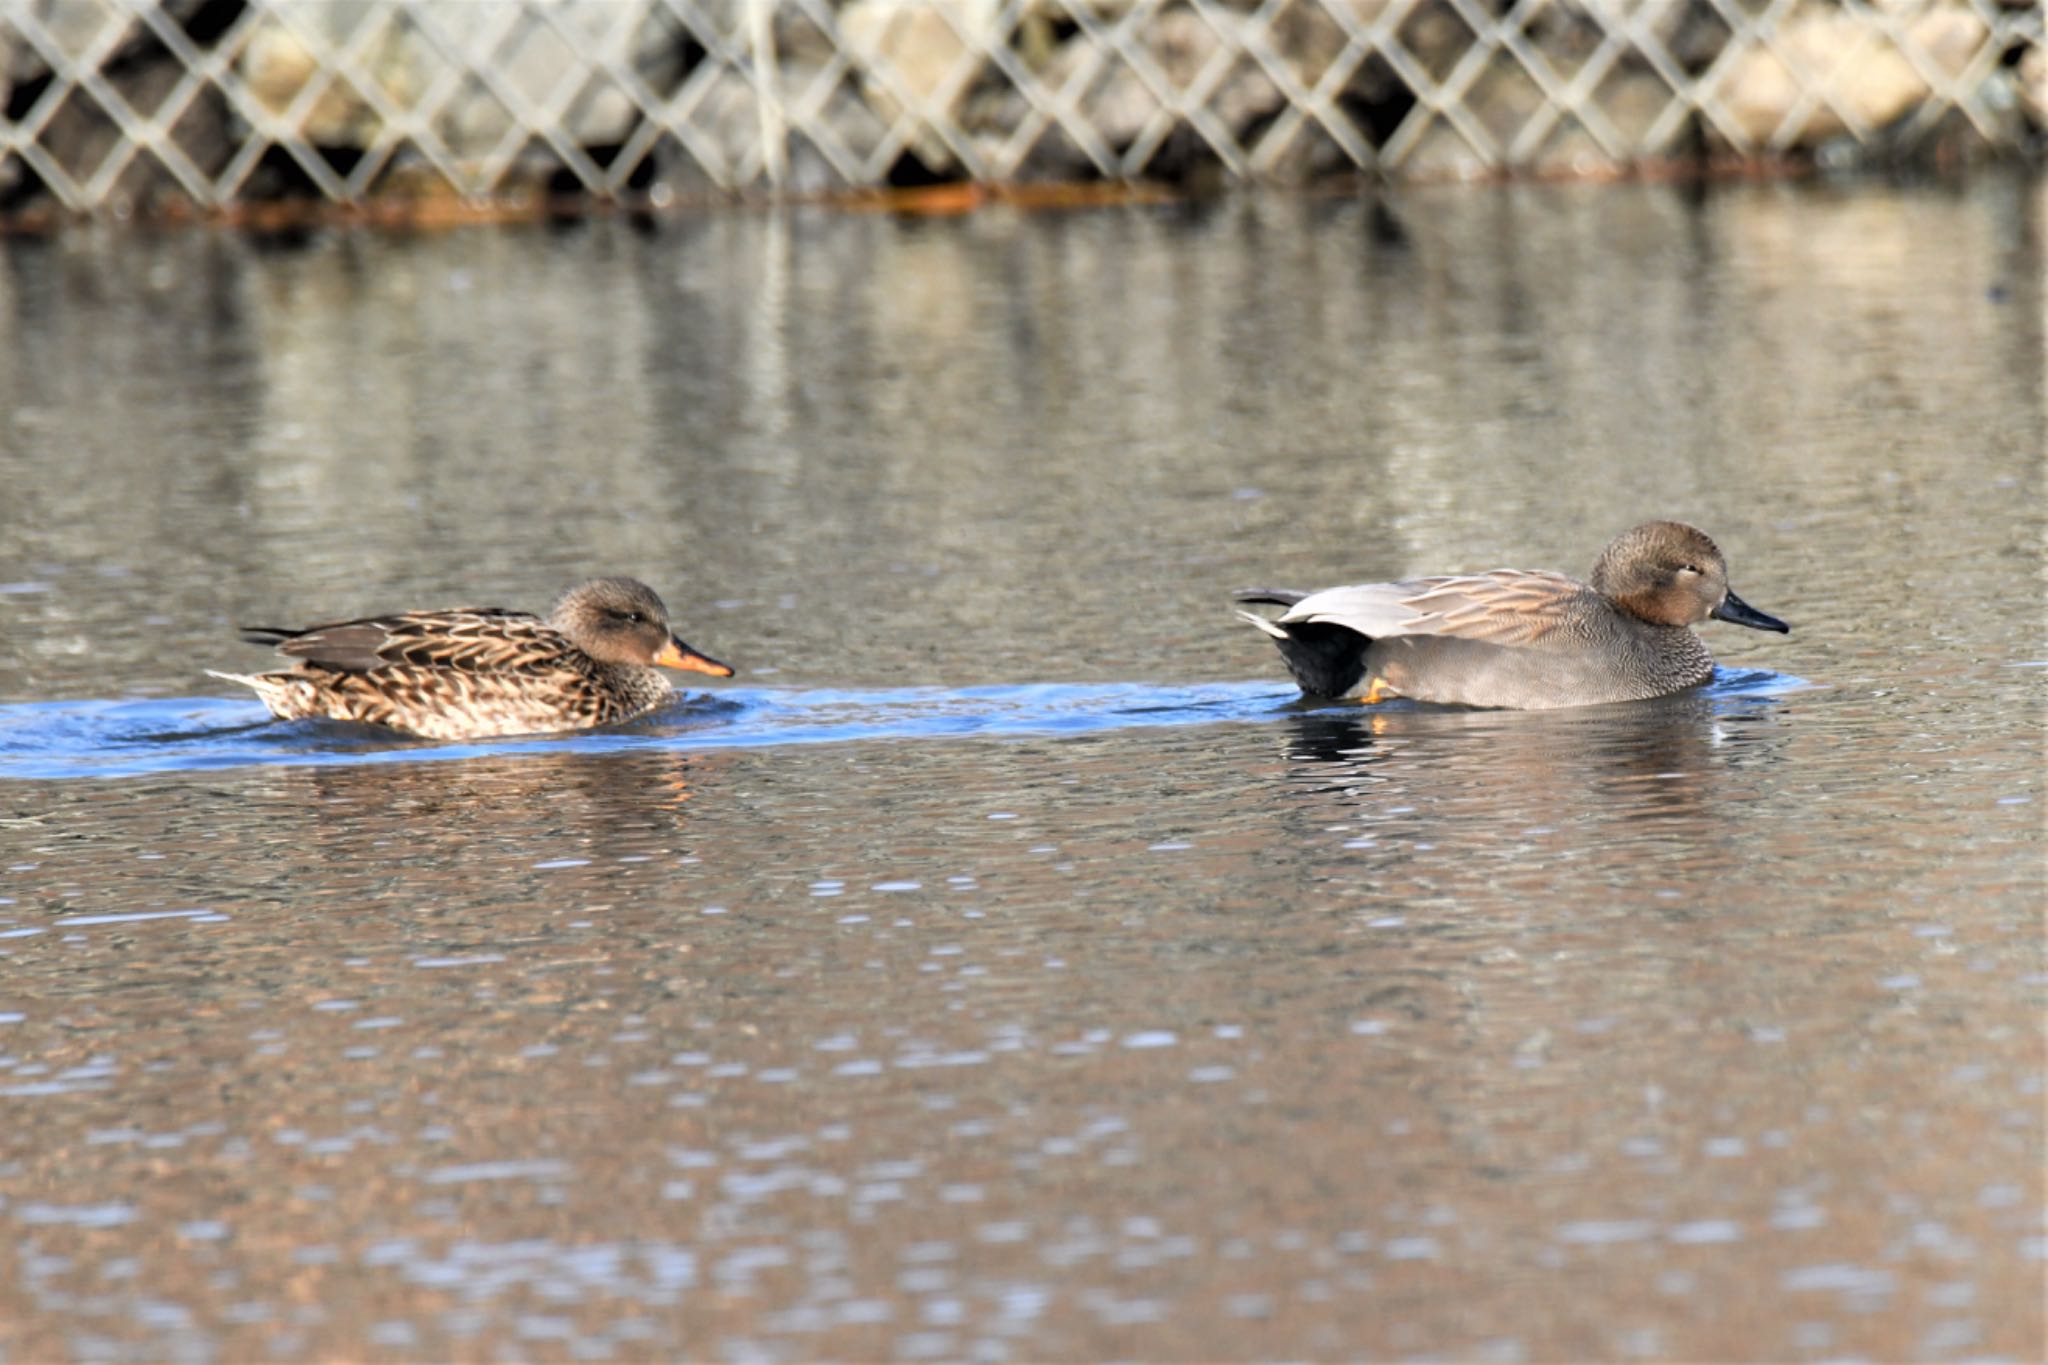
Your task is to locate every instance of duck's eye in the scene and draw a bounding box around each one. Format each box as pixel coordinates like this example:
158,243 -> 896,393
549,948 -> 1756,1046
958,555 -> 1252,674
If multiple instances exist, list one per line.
1677,564 -> 1704,577
610,609 -> 644,625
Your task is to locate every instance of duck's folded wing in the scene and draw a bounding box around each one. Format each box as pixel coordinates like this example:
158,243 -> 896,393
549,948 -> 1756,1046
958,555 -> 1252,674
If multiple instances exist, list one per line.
244,608 -> 567,673
1278,569 -> 1586,647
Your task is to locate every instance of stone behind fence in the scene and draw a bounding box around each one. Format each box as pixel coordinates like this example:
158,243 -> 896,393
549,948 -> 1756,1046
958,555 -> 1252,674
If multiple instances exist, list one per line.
0,0 -> 2041,218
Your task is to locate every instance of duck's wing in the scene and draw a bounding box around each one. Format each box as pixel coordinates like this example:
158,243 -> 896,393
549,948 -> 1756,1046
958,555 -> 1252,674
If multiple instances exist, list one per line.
1278,569 -> 1589,647
240,607 -> 574,674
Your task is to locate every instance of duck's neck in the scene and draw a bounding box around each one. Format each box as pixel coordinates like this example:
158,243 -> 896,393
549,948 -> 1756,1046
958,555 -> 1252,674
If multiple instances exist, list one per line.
601,662 -> 674,715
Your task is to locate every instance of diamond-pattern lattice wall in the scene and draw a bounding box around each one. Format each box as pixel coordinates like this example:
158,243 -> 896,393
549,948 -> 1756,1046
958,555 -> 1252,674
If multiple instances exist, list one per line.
0,0 -> 2039,214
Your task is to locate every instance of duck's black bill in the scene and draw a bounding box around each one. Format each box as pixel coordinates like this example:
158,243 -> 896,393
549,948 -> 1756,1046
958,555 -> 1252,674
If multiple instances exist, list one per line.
655,637 -> 735,677
1712,590 -> 1790,634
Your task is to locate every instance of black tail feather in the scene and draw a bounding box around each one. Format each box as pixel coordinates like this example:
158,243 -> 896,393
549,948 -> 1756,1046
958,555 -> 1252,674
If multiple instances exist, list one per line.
1234,587 -> 1309,607
1237,601 -> 1371,699
238,626 -> 299,647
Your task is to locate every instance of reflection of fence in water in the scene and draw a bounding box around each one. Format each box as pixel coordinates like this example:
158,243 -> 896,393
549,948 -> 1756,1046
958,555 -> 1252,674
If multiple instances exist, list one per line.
1,0 -> 2040,215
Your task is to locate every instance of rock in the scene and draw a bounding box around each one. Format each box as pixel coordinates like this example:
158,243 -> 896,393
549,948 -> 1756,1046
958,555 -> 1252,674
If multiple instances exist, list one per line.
1715,3 -> 1990,149
238,9 -> 392,149
1391,0 -> 1475,84
652,68 -> 759,194
1,0 -> 233,213
1267,0 -> 1397,91
976,0 -> 1440,181
0,28 -> 18,202
1046,7 -> 1283,175
839,0 -> 1001,174
1398,117 -> 1489,181
1581,66 -> 1686,160
2021,41 -> 2046,129
1641,1 -> 1740,76
4,0 -> 119,80
236,0 -> 693,164
643,60 -> 881,196
3,0 -> 2035,210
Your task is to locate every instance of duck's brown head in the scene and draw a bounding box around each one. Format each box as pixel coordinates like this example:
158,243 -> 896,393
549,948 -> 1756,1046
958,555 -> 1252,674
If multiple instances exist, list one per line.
550,577 -> 734,676
1590,522 -> 1789,634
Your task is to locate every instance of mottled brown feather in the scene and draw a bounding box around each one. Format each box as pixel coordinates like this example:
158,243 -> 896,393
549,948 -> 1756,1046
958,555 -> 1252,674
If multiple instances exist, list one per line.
269,608 -> 567,673
214,578 -> 727,740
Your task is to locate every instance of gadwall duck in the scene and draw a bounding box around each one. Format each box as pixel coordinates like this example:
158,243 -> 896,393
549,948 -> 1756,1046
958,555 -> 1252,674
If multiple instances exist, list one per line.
1237,521 -> 1788,709
209,576 -> 733,740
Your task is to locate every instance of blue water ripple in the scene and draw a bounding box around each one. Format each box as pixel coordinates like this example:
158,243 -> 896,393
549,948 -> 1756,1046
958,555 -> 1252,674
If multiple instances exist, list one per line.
0,669 -> 1809,781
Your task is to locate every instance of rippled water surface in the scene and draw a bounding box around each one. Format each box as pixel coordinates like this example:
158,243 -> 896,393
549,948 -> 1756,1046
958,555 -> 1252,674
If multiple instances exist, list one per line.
0,178 -> 2041,1361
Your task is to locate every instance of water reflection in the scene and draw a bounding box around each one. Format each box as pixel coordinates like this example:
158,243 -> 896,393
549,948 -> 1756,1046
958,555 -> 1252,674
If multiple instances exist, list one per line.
1276,689 -> 1795,837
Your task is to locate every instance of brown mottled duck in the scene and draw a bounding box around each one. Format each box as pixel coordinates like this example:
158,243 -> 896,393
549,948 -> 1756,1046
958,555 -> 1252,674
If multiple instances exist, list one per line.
210,576 -> 733,740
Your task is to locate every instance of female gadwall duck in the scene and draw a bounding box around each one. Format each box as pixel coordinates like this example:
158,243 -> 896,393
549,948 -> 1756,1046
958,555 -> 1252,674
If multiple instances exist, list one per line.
1237,521 -> 1788,709
209,576 -> 733,740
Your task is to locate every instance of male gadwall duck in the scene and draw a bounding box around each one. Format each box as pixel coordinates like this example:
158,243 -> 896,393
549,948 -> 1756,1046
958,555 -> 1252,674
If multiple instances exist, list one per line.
1236,521 -> 1788,709
209,576 -> 733,740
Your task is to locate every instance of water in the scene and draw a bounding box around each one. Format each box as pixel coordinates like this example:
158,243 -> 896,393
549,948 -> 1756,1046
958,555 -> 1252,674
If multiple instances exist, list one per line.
0,178 -> 2041,1361
0,669 -> 1805,780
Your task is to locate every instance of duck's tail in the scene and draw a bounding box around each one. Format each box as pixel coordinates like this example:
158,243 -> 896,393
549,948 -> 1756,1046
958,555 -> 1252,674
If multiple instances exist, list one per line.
207,668 -> 309,722
1234,588 -> 1306,640
205,668 -> 265,691
1234,609 -> 1288,640
208,668 -> 295,705
1232,593 -> 1370,699
1228,589 -> 1310,646
1233,588 -> 1309,608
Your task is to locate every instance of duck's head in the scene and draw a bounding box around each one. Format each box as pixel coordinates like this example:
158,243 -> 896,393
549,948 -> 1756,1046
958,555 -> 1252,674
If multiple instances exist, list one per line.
550,577 -> 734,676
1590,521 -> 1789,634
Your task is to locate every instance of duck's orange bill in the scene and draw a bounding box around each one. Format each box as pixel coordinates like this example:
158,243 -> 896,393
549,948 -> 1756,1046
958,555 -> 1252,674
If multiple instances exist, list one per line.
656,638 -> 735,677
